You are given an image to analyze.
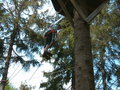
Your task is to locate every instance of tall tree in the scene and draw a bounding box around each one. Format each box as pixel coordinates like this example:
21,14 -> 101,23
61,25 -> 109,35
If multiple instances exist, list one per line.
0,3 -> 5,58
40,0 -> 120,90
91,0 -> 120,89
73,1 -> 95,90
0,0 -> 47,89
74,13 -> 95,90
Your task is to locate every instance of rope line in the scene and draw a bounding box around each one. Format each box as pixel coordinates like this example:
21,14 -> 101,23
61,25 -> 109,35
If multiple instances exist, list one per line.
28,66 -> 40,81
66,85 -> 71,90
9,67 -> 23,81
1,0 -> 70,85
9,64 -> 21,79
46,0 -> 68,25
0,80 -> 8,83
2,66 -> 75,86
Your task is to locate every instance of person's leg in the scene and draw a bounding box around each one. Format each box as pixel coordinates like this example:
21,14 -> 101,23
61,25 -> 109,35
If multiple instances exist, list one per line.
44,33 -> 55,52
43,45 -> 52,59
43,34 -> 53,57
44,44 -> 50,52
43,34 -> 51,52
48,32 -> 55,48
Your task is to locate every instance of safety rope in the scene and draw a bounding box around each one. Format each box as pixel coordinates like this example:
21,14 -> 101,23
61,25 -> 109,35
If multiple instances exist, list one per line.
28,66 -> 40,82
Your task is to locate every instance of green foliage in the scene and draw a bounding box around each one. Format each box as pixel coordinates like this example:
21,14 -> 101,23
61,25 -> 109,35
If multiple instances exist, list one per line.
19,82 -> 35,90
40,19 -> 74,89
91,0 -> 120,89
0,0 -> 119,89
0,3 -> 5,17
40,0 -> 120,90
0,0 -> 48,84
0,0 -> 49,71
5,83 -> 17,90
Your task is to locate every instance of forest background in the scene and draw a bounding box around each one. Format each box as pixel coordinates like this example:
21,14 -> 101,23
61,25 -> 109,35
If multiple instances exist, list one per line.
0,0 -> 120,90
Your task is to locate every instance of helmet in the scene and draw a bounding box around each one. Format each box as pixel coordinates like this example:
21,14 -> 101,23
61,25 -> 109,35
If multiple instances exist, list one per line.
49,25 -> 61,30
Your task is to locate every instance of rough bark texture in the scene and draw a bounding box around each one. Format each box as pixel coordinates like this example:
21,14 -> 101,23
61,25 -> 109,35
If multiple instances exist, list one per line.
74,12 -> 95,90
1,24 -> 18,90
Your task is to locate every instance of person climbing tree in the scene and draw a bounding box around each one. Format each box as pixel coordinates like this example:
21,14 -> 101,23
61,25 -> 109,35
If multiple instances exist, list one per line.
42,25 -> 61,59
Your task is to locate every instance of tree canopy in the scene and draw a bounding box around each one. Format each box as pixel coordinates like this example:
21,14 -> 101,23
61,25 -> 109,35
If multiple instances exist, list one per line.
0,0 -> 120,89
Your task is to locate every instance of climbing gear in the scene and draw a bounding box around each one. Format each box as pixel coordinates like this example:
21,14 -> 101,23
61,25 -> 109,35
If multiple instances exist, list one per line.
44,29 -> 57,38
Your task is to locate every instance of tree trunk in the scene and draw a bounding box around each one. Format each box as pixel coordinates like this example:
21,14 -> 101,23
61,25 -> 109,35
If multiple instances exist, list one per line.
0,39 -> 3,57
74,12 -> 95,90
72,58 -> 75,90
100,47 -> 106,90
1,24 -> 18,90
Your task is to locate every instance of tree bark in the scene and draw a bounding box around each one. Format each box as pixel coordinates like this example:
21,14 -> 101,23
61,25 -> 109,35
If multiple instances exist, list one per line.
72,58 -> 75,90
1,24 -> 18,90
74,12 -> 95,90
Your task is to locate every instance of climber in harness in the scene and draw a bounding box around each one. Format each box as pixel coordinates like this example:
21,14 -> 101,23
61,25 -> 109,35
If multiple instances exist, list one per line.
42,25 -> 61,59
